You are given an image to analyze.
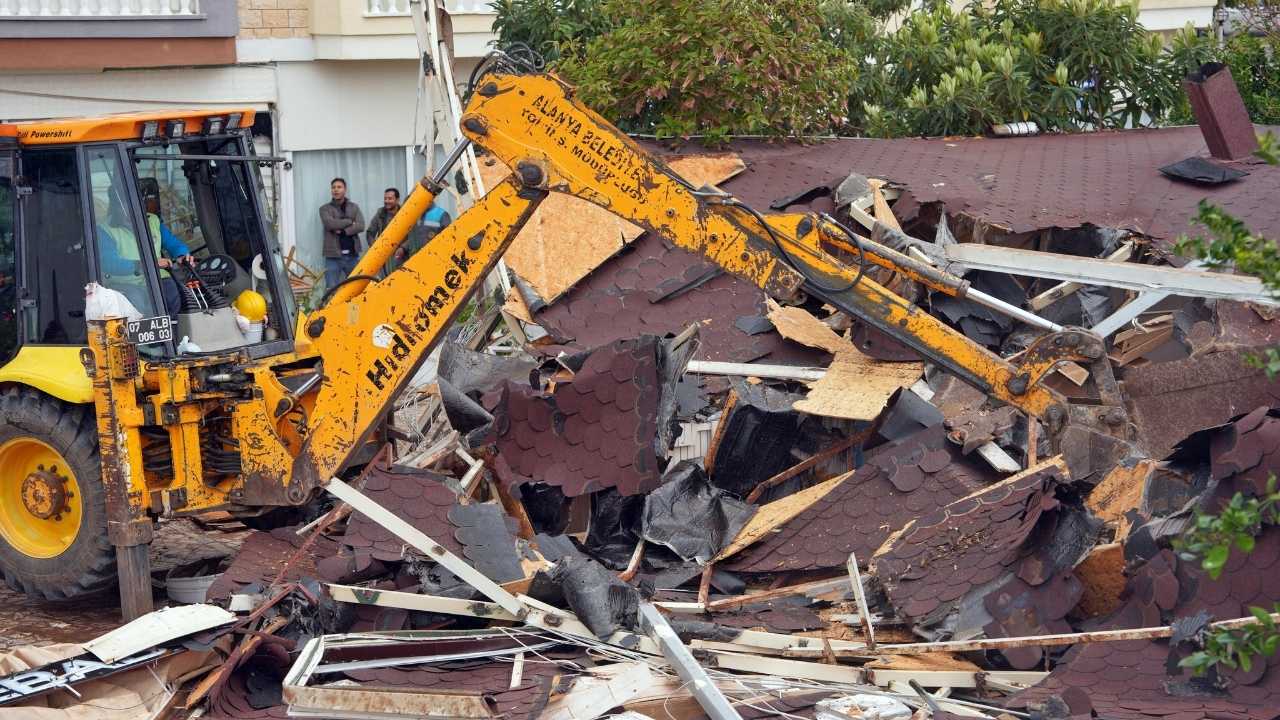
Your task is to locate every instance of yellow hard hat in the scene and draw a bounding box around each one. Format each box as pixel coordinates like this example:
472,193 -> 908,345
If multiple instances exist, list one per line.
234,290 -> 268,322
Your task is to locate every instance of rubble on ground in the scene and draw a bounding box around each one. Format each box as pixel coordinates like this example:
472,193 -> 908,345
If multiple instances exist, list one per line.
4,117 -> 1280,720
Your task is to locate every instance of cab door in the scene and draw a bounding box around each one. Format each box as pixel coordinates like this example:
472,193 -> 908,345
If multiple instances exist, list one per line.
15,147 -> 90,347
0,147 -> 16,366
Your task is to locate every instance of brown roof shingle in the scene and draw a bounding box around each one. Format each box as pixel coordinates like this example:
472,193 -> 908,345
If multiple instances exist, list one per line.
723,426 -> 992,574
872,458 -> 1097,650
680,126 -> 1280,243
485,336 -> 669,497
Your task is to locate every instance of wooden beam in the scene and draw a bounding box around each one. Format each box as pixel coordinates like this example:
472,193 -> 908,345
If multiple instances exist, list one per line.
857,612 -> 1280,656
703,389 -> 738,474
700,649 -> 865,684
868,669 -> 1048,689
745,430 -> 866,503
1027,242 -> 1134,311
706,576 -> 851,611
685,361 -> 827,382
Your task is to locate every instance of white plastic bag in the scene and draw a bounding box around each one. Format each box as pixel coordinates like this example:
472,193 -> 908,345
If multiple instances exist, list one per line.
816,695 -> 912,720
233,311 -> 252,334
177,336 -> 203,354
84,282 -> 143,322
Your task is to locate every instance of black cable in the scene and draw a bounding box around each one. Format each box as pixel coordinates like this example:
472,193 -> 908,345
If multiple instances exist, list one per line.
818,213 -> 869,293
318,274 -> 382,310
730,200 -> 866,295
462,45 -> 546,106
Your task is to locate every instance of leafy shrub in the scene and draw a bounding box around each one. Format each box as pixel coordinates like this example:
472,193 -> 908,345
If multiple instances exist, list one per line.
489,0 -> 609,64
848,0 -> 1204,137
1168,33 -> 1280,125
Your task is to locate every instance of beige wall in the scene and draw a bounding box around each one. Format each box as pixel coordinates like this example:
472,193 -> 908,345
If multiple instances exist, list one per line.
240,0 -> 312,39
310,0 -> 415,37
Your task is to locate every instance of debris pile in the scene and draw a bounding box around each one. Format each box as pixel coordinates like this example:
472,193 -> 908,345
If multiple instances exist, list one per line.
4,119 -> 1280,720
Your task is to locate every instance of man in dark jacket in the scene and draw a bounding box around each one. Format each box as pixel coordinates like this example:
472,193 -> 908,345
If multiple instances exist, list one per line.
367,187 -> 453,276
319,177 -> 366,292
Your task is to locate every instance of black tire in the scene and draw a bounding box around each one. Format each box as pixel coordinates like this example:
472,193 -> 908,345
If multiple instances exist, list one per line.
0,387 -> 116,602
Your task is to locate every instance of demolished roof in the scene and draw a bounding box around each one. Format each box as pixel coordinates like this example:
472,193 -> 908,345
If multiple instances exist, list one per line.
484,336 -> 673,497
663,125 -> 1280,242
336,466 -> 525,583
1122,348 -> 1280,458
531,231 -> 827,366
871,458 -> 1100,650
1009,408 -> 1280,717
722,426 -> 992,575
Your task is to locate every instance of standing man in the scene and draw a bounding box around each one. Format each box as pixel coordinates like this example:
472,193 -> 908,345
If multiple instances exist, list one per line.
366,187 -> 403,277
319,177 -> 366,292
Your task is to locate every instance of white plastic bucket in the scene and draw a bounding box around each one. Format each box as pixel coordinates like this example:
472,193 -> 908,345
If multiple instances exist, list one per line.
244,322 -> 264,343
166,571 -> 221,604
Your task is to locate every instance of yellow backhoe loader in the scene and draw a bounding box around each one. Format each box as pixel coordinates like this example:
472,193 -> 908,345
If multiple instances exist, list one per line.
0,52 -> 1128,618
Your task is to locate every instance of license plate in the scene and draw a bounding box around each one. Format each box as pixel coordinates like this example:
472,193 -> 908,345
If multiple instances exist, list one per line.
126,315 -> 173,346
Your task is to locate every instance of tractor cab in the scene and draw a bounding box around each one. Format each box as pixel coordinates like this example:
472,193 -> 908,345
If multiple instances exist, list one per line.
1,109 -> 295,368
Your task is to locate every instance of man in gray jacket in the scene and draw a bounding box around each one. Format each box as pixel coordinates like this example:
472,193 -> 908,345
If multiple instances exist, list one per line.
319,177 -> 366,292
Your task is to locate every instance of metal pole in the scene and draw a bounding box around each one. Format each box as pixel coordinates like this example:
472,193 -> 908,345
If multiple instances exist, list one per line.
430,138 -> 473,187
637,602 -> 744,720
965,286 -> 1065,333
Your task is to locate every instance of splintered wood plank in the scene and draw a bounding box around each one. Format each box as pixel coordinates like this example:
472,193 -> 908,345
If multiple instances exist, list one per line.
702,389 -> 738,474
793,351 -> 923,421
714,473 -> 851,562
868,179 -> 901,231
1055,361 -> 1090,386
502,286 -> 535,324
485,154 -> 745,303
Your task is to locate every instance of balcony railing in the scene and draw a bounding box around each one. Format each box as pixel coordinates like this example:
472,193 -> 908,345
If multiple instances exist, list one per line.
365,0 -> 409,15
0,0 -> 201,17
365,0 -> 492,16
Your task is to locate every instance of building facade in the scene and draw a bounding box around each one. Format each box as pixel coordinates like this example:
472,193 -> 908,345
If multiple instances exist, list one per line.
0,0 -> 497,273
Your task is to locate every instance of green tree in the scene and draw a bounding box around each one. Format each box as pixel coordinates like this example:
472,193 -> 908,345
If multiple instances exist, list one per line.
511,0 -> 859,143
1175,132 -> 1280,376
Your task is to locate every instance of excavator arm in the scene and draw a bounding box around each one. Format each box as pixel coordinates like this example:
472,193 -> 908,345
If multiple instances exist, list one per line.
456,72 -> 1102,422
291,64 -> 1118,490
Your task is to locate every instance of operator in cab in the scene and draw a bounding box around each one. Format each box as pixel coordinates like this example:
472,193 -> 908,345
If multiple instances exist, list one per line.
95,179 -> 193,319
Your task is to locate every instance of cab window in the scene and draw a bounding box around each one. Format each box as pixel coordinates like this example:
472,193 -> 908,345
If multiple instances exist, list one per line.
20,147 -> 89,345
135,139 -> 287,339
87,146 -> 160,319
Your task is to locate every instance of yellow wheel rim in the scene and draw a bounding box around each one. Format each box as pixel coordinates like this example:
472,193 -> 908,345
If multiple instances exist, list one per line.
0,438 -> 83,559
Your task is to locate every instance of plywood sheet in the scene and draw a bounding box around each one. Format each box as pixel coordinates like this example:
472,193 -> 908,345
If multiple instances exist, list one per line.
794,351 -> 923,421
766,299 -> 851,355
483,154 -> 746,304
1086,459 -> 1154,539
714,473 -> 850,562
1074,542 -> 1126,618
